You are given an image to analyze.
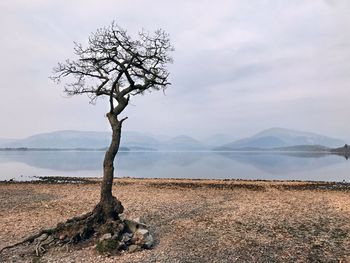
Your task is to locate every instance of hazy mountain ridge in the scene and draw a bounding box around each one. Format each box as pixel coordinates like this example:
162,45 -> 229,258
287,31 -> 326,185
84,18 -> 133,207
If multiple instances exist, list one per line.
203,133 -> 236,147
0,138 -> 16,145
1,130 -> 111,149
0,131 -> 207,151
217,128 -> 345,150
160,135 -> 206,151
0,128 -> 346,151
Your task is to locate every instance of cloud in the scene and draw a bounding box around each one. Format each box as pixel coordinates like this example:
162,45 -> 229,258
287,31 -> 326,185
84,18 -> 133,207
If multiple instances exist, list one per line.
0,0 -> 349,141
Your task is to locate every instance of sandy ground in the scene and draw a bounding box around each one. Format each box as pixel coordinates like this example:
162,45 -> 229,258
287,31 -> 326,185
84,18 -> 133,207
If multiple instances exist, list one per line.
0,178 -> 350,262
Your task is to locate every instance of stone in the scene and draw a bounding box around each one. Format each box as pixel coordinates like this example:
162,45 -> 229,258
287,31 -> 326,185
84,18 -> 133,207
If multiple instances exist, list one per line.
133,217 -> 141,223
125,219 -> 148,233
124,219 -> 137,233
119,213 -> 126,221
133,217 -> 149,226
128,244 -> 141,253
59,234 -> 67,240
143,233 -> 154,249
99,233 -> 112,242
132,229 -> 154,249
121,232 -> 133,243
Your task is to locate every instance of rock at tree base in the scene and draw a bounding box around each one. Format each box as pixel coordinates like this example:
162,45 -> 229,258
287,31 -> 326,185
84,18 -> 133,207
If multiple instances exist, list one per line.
132,229 -> 154,249
124,218 -> 148,233
99,233 -> 112,242
128,244 -> 141,253
95,216 -> 154,255
121,232 -> 133,244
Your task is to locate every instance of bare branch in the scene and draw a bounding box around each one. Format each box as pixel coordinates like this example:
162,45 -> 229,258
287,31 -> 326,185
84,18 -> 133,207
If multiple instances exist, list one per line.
51,21 -> 174,116
120,117 -> 128,124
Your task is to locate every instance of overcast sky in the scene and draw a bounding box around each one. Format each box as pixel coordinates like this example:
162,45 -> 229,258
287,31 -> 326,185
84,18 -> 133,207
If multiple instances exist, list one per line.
0,0 -> 349,141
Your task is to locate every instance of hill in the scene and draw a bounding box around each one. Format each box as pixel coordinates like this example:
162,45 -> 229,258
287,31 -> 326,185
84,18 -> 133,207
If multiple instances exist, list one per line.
0,138 -> 16,146
160,135 -> 206,151
203,134 -> 236,147
1,130 -> 111,149
0,128 -> 346,152
331,145 -> 350,157
0,131 -> 206,151
273,145 -> 330,152
216,128 -> 345,150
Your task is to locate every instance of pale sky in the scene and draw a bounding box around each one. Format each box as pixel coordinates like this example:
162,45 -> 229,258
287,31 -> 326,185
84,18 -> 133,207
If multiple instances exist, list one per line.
0,0 -> 349,141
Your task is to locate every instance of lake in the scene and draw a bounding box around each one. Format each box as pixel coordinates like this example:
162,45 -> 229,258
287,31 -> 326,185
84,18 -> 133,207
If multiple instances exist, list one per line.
0,151 -> 349,182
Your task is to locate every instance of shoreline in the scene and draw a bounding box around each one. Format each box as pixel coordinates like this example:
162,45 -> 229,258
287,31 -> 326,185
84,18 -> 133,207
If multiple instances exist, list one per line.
1,176 -> 350,191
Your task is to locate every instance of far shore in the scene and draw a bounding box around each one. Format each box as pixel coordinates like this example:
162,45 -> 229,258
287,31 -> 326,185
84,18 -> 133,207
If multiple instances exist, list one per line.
1,175 -> 350,187
0,145 -> 349,155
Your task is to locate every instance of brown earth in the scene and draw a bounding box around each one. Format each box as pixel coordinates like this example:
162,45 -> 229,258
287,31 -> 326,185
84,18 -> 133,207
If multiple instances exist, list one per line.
0,178 -> 350,262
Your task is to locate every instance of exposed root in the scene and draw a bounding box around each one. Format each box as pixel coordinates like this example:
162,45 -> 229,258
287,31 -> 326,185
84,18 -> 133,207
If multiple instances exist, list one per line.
35,235 -> 55,256
0,228 -> 56,254
0,197 -> 126,256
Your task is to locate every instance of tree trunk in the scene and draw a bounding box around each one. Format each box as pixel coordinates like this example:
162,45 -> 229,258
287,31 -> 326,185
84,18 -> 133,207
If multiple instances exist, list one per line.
98,113 -> 124,218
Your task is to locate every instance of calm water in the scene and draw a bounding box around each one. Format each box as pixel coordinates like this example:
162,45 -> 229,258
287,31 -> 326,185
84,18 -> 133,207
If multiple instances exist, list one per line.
0,151 -> 349,182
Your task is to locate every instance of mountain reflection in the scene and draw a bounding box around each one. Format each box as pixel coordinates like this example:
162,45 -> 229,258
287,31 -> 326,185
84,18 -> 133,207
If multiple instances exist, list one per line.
0,151 -> 348,181
216,152 -> 345,175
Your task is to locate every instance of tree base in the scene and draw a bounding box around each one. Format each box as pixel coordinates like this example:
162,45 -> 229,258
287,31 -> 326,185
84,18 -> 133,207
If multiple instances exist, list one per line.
0,197 -> 153,257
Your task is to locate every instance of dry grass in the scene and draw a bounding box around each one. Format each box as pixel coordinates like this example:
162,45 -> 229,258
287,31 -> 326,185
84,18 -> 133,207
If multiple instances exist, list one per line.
0,179 -> 350,262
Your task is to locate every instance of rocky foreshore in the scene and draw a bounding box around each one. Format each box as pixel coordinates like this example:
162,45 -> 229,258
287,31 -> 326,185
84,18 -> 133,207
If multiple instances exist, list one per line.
1,178 -> 350,262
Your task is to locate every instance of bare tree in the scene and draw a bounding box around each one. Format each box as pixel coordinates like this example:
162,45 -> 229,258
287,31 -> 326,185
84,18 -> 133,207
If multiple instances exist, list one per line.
0,22 -> 173,255
52,22 -> 173,220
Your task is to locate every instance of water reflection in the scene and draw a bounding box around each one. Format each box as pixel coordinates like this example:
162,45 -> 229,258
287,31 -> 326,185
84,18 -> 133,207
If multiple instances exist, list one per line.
217,152 -> 345,175
0,151 -> 348,182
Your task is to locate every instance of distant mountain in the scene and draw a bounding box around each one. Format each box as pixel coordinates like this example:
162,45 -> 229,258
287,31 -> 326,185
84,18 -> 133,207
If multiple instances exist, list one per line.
1,130 -> 159,150
0,138 -> 16,146
216,128 -> 345,150
203,133 -> 236,147
331,145 -> 350,158
1,131 -> 111,149
1,128 -> 346,151
160,135 -> 206,151
120,131 -> 160,149
0,131 -> 204,151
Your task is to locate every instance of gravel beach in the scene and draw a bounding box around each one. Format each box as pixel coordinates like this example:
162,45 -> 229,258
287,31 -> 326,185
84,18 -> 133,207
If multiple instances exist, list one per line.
0,178 -> 350,262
